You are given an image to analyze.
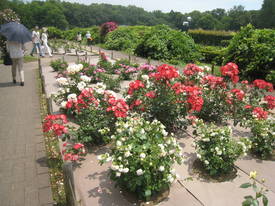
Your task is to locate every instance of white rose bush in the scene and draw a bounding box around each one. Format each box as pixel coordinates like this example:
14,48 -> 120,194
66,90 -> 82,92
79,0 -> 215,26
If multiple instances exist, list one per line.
98,116 -> 183,200
194,120 -> 251,176
247,117 -> 275,159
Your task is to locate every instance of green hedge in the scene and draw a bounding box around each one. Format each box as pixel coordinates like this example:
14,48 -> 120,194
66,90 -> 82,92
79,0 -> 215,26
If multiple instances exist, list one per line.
188,29 -> 235,47
223,24 -> 275,83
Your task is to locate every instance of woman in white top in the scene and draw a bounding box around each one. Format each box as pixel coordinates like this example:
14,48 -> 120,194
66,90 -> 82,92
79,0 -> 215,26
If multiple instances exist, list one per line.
30,26 -> 44,57
41,28 -> 52,57
6,40 -> 26,86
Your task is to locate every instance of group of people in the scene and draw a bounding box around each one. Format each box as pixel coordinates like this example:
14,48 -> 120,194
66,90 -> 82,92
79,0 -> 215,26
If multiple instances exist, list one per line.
76,31 -> 93,45
30,26 -> 52,57
5,26 -> 52,86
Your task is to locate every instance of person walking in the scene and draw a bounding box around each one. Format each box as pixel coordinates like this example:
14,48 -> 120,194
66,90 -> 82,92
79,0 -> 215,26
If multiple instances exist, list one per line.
85,31 -> 92,45
76,32 -> 82,43
6,40 -> 26,86
41,28 -> 52,57
30,26 -> 44,57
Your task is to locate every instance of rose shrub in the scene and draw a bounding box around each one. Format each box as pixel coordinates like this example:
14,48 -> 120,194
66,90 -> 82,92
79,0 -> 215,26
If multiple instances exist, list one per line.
126,64 -> 204,132
194,120 -> 250,176
247,118 -> 275,159
98,116 -> 183,200
50,59 -> 68,72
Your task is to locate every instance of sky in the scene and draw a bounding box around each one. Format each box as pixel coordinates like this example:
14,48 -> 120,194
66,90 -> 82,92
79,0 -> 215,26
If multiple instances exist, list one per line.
62,0 -> 263,13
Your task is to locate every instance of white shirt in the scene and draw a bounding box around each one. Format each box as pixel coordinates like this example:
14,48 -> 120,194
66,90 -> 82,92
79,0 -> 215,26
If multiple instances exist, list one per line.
41,33 -> 48,43
86,33 -> 91,39
6,41 -> 26,59
32,30 -> 40,44
77,34 -> 82,41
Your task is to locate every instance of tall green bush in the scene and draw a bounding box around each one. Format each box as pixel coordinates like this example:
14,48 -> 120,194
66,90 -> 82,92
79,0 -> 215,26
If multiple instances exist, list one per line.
104,26 -> 148,53
223,24 -> 275,83
135,25 -> 201,64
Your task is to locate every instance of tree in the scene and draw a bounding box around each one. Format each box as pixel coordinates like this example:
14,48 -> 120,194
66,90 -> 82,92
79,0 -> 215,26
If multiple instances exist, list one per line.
259,0 -> 275,28
197,14 -> 222,30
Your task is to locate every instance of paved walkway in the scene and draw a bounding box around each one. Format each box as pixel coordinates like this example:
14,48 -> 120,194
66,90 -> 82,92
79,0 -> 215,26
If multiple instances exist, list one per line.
0,61 -> 54,206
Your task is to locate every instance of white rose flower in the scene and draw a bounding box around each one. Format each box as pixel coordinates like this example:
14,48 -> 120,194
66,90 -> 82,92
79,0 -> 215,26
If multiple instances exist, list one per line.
217,150 -> 222,155
116,141 -> 122,147
80,75 -> 91,82
159,166 -> 165,172
77,81 -> 86,91
95,88 -> 104,94
124,151 -> 131,157
140,153 -> 146,159
106,157 -> 112,162
97,154 -> 104,160
111,164 -> 119,171
202,138 -> 210,142
197,153 -> 201,159
204,160 -> 209,165
136,169 -> 144,176
61,101 -> 67,108
67,64 -> 83,74
56,77 -> 68,86
67,93 -> 77,101
122,168 -> 129,173
167,174 -> 174,183
140,129 -> 145,134
141,75 -> 149,81
96,82 -> 106,90
116,172 -> 121,177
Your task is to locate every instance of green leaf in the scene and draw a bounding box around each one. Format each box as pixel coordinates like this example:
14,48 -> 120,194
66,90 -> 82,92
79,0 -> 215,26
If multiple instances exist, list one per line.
145,189 -> 151,197
240,183 -> 252,188
242,199 -> 252,206
262,195 -> 268,206
244,195 -> 253,200
252,199 -> 259,206
256,192 -> 262,198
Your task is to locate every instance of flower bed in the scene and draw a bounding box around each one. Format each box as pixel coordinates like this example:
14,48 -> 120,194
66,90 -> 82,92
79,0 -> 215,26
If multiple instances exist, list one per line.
44,55 -> 274,203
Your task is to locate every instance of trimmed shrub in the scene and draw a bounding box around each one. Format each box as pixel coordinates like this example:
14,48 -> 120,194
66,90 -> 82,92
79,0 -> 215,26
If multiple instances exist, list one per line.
104,26 -> 147,53
188,29 -> 235,47
199,45 -> 225,65
223,24 -> 275,82
135,24 -> 201,64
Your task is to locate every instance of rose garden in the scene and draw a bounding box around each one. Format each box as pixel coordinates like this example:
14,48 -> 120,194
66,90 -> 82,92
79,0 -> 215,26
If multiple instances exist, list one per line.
42,47 -> 274,205
0,6 -> 275,206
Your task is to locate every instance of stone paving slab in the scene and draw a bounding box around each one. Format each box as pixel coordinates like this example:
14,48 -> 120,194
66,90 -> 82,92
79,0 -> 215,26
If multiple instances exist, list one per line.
175,134 -> 275,206
236,156 -> 275,193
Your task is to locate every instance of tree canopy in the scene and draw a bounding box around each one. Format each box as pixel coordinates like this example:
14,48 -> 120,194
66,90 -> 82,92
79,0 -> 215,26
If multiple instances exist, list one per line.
0,0 -> 273,31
